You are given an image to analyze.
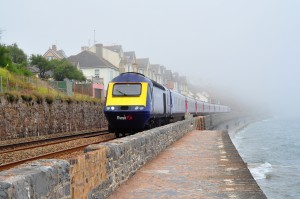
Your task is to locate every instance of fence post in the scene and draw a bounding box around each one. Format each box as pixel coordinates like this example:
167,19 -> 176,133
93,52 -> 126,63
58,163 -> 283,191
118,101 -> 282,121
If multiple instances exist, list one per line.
0,76 -> 2,93
6,77 -> 9,92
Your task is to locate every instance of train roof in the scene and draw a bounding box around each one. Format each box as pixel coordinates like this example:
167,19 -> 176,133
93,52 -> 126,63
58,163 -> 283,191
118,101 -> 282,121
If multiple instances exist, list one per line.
112,72 -> 150,82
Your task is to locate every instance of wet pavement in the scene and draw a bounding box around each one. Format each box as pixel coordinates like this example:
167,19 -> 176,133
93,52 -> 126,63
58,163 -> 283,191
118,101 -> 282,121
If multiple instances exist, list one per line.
108,130 -> 266,199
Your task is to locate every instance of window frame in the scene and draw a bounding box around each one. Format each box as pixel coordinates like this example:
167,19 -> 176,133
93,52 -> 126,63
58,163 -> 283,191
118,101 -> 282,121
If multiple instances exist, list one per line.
112,83 -> 142,97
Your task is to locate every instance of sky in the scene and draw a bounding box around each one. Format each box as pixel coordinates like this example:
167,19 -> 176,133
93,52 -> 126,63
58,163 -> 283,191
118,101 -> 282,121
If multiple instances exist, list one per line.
1,0 -> 300,117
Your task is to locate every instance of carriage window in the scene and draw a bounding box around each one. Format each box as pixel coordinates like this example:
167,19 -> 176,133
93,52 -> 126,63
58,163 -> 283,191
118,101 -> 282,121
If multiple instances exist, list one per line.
113,83 -> 141,96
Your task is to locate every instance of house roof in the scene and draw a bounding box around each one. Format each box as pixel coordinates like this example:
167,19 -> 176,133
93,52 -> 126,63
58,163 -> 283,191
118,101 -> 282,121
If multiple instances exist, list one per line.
57,50 -> 67,58
68,51 -> 118,70
122,51 -> 136,65
149,64 -> 160,73
27,65 -> 53,76
173,72 -> 179,81
136,58 -> 150,69
179,76 -> 187,84
164,69 -> 173,80
104,45 -> 123,53
27,65 -> 40,73
124,51 -> 136,62
43,49 -> 67,59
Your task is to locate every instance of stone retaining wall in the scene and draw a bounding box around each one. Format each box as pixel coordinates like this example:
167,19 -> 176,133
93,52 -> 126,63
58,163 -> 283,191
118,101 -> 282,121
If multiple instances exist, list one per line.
0,97 -> 107,141
0,112 -> 243,199
0,160 -> 70,199
204,112 -> 247,130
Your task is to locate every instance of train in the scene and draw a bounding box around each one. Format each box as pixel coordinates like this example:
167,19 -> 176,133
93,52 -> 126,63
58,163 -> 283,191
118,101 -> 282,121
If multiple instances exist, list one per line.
104,72 -> 230,137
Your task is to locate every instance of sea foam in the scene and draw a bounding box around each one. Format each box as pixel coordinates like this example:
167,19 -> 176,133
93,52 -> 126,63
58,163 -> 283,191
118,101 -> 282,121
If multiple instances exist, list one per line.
249,162 -> 272,180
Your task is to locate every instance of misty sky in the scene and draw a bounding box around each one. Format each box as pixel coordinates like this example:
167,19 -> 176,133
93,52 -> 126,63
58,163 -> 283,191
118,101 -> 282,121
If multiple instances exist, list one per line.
1,0 -> 300,117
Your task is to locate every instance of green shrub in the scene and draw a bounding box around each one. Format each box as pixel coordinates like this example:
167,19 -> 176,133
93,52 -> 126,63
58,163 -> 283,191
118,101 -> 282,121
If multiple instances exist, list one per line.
32,92 -> 43,104
5,92 -> 19,103
21,94 -> 33,102
45,95 -> 53,105
64,97 -> 73,104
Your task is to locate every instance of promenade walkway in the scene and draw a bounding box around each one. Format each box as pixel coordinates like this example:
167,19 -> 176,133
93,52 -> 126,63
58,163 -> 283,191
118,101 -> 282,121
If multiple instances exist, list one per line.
108,130 -> 266,199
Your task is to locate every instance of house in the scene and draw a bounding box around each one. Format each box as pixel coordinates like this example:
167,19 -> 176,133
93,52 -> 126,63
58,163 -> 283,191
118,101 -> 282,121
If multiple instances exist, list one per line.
27,65 -> 53,78
178,76 -> 188,95
103,45 -> 123,71
68,47 -> 119,98
136,58 -> 150,76
149,64 -> 164,85
196,92 -> 210,102
27,65 -> 40,77
122,51 -> 138,73
172,72 -> 179,92
43,45 -> 67,61
163,69 -> 174,89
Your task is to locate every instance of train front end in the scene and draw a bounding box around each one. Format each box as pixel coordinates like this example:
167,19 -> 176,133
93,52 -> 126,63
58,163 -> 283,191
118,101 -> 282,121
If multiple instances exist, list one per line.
104,79 -> 151,137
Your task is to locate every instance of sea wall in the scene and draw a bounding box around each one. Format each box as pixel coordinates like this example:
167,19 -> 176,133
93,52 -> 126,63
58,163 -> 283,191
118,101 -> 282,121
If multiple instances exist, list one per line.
0,113 -> 243,199
0,160 -> 70,199
0,96 -> 107,141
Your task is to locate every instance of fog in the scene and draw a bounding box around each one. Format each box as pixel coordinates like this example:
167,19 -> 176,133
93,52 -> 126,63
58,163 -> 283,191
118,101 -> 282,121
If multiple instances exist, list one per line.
1,0 -> 300,118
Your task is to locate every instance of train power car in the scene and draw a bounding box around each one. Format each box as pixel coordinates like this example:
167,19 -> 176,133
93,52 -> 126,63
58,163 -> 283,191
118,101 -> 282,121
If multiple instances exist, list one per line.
104,72 -> 230,137
104,72 -> 171,137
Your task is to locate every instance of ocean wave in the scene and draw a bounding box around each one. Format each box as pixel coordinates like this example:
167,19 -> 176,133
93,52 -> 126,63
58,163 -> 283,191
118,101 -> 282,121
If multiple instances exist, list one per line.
249,162 -> 273,180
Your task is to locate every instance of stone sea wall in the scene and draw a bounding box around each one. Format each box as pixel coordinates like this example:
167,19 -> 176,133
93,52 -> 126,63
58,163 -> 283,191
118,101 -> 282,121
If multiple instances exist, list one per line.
0,96 -> 107,141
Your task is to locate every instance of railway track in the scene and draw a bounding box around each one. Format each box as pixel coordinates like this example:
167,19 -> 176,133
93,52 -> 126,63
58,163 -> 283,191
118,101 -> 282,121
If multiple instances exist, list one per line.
0,131 -> 115,171
0,129 -> 108,153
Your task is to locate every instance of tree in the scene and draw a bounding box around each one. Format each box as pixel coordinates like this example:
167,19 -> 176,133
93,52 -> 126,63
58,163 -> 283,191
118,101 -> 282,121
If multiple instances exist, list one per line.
0,44 -> 31,76
0,44 -> 12,67
30,54 -> 53,78
6,43 -> 27,65
53,59 -> 86,81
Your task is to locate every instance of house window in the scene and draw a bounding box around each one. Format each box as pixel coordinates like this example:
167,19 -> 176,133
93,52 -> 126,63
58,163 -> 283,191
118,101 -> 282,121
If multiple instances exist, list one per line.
110,71 -> 113,80
95,69 -> 100,77
47,56 -> 53,61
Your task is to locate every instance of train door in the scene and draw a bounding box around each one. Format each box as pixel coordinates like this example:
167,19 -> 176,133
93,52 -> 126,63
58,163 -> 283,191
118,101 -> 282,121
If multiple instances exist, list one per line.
163,93 -> 166,115
169,92 -> 173,115
185,98 -> 188,113
148,84 -> 154,113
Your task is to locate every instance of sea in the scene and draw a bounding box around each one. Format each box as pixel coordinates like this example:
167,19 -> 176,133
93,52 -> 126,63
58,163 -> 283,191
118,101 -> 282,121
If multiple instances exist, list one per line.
230,117 -> 300,199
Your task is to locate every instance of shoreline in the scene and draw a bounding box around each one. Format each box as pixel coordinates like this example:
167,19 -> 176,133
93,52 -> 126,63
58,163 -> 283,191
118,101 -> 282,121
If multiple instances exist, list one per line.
214,115 -> 274,198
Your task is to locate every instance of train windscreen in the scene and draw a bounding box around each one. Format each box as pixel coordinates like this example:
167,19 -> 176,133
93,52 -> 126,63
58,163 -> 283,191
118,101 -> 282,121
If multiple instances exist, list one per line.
112,83 -> 142,96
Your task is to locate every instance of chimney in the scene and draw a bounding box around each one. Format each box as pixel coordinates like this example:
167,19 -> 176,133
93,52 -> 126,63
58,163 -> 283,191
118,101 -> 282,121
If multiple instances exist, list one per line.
52,45 -> 57,51
81,46 -> 89,52
95,44 -> 103,58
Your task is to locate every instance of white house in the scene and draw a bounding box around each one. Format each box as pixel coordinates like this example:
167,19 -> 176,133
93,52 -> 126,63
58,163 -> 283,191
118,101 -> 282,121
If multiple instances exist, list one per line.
68,46 -> 119,96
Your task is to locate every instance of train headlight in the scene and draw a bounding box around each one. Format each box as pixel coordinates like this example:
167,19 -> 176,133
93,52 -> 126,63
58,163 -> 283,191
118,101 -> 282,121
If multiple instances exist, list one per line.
139,106 -> 144,110
111,106 -> 115,110
106,106 -> 111,110
135,106 -> 139,110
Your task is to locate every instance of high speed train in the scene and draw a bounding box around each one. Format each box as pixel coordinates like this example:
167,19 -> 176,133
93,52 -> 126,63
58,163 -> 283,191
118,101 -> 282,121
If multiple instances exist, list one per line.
104,72 -> 230,137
